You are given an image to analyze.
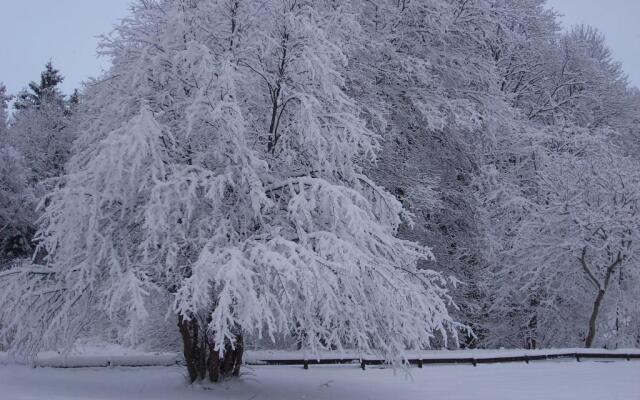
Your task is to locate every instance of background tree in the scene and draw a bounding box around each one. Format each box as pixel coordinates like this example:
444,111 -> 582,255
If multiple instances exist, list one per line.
485,130 -> 640,347
0,83 -> 36,266
346,0 -> 509,347
0,83 -> 9,135
9,62 -> 76,182
473,1 -> 640,348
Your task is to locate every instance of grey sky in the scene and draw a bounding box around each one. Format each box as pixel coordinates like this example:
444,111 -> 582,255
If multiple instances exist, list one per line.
0,1 -> 638,97
0,0 -> 131,96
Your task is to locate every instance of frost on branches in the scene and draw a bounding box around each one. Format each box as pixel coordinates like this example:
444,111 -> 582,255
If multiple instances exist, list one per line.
0,0 -> 457,382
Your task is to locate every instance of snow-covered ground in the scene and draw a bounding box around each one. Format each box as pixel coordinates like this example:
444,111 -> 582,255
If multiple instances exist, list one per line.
0,360 -> 638,400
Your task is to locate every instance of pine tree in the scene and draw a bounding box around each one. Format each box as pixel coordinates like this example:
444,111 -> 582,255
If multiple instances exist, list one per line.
14,61 -> 64,110
8,62 -> 75,181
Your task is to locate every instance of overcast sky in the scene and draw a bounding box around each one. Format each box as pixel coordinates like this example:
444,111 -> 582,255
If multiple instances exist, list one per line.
0,0 -> 131,96
0,0 -> 638,97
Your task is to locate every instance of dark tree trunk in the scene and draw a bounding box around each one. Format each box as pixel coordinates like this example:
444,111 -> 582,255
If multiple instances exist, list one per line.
524,297 -> 539,349
580,249 -> 623,348
178,315 -> 243,383
585,289 -> 606,348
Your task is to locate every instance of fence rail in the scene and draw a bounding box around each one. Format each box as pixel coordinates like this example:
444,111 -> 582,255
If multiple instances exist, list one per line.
2,350 -> 639,369
256,352 -> 640,370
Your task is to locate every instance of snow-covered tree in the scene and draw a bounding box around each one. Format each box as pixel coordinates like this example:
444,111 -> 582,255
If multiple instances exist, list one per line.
480,125 -> 640,348
342,0 -> 509,346
0,147 -> 35,265
472,1 -> 640,347
2,0 -> 639,366
0,0 -> 458,382
0,83 -> 36,266
8,62 -> 76,182
0,83 -> 9,135
14,62 -> 64,110
0,64 -> 79,270
511,131 -> 639,347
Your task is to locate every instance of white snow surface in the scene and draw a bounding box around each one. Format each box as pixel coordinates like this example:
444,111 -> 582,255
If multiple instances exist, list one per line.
1,347 -> 638,399
0,359 -> 638,399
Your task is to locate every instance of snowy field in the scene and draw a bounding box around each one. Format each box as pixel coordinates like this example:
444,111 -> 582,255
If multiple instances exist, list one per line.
0,360 -> 638,400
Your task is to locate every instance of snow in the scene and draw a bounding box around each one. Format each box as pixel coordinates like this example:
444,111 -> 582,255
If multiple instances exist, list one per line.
0,360 -> 637,400
0,342 -> 180,368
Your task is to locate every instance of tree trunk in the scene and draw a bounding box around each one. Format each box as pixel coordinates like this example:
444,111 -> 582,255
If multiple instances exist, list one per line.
524,314 -> 537,350
580,248 -> 623,349
178,316 -> 244,383
585,289 -> 606,348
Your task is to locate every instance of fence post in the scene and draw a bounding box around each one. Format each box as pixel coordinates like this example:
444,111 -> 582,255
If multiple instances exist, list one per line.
303,360 -> 309,370
360,360 -> 366,370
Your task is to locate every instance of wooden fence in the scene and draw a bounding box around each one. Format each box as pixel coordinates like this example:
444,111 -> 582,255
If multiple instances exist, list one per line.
256,352 -> 640,370
5,350 -> 638,369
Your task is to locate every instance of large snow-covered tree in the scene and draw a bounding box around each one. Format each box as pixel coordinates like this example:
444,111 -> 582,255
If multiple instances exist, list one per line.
0,0 -> 458,382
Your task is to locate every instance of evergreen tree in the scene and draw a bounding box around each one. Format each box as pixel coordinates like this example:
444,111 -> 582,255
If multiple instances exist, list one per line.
13,61 -> 64,110
8,62 -> 75,181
